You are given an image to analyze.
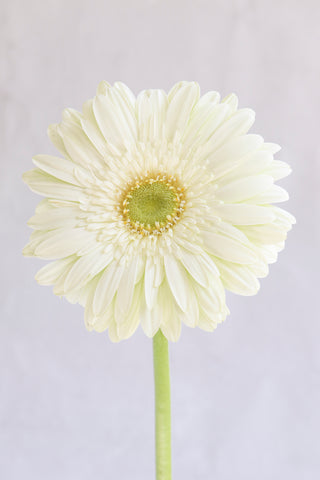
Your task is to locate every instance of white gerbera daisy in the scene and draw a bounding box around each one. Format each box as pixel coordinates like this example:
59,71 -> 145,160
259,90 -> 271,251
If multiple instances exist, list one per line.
23,81 -> 295,342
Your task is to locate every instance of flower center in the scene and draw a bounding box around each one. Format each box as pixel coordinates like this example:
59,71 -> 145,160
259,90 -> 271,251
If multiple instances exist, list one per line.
120,174 -> 186,235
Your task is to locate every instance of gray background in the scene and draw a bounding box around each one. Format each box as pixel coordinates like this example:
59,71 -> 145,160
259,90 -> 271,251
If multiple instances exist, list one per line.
1,0 -> 319,478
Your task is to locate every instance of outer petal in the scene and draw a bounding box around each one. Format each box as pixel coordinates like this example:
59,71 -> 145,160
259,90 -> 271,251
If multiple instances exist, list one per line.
201,109 -> 255,158
140,295 -> 161,338
164,254 -> 190,312
81,99 -> 114,157
212,204 -> 276,225
144,256 -> 159,309
136,89 -> 168,143
28,204 -> 79,230
93,262 -> 125,315
22,169 -> 83,202
33,228 -> 97,259
115,256 -> 139,322
182,103 -> 231,152
165,81 -> 200,141
64,248 -> 113,292
179,281 -> 199,328
202,232 -> 258,264
213,258 -> 260,295
32,154 -> 93,186
35,256 -> 76,285
179,249 -> 209,288
208,134 -> 264,179
58,121 -> 103,168
216,175 -> 274,203
93,86 -> 137,150
159,281 -> 182,342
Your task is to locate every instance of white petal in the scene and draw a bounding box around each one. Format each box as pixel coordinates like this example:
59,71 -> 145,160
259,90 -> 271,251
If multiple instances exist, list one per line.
247,185 -> 289,204
164,254 -> 190,312
84,276 -> 102,331
96,80 -> 111,95
64,248 -> 113,292
193,279 -> 226,316
179,249 -> 209,287
217,150 -> 273,184
65,283 -> 89,306
93,89 -> 137,149
140,301 -> 161,338
196,252 -> 220,278
34,228 -> 96,259
91,302 -> 114,333
111,86 -> 138,141
216,175 -> 274,203
202,232 -> 258,264
174,231 -> 204,254
179,283 -> 199,327
35,257 -> 76,285
187,94 -> 222,139
144,256 -> 159,309
32,154 -> 87,186
93,262 -> 125,315
165,81 -> 200,140
213,204 -> 276,225
116,280 -> 142,339
81,100 -> 113,157
114,82 -> 136,108
222,93 -> 238,112
23,169 -> 82,202
255,244 -> 279,264
59,122 -> 103,168
214,258 -> 260,295
262,142 -> 281,154
62,108 -> 82,125
135,254 -> 146,285
249,261 -> 269,278
197,312 -> 218,332
154,257 -> 165,287
203,109 -> 255,157
196,91 -> 220,108
183,103 -> 231,153
208,134 -> 264,178
28,205 -> 79,230
23,230 -> 47,256
264,160 -> 292,180
108,318 -> 121,343
47,123 -> 70,159
115,256 -> 139,323
136,89 -> 168,143
213,220 -> 252,246
239,224 -> 288,244
159,281 -> 182,342
271,206 -> 296,227
53,258 -> 81,296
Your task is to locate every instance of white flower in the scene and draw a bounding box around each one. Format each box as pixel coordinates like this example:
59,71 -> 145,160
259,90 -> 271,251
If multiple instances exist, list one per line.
23,81 -> 295,342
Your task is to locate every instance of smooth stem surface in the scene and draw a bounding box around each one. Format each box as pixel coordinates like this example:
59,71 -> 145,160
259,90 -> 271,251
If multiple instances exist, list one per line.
153,330 -> 172,480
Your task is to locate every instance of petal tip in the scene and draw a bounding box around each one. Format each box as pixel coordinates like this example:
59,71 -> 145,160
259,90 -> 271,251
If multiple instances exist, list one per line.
96,81 -> 111,96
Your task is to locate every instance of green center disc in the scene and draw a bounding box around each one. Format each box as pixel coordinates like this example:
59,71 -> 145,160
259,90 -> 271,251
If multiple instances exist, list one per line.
127,181 -> 177,227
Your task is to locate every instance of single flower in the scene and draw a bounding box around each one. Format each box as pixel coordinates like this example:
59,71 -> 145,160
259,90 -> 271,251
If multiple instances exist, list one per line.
23,81 -> 295,342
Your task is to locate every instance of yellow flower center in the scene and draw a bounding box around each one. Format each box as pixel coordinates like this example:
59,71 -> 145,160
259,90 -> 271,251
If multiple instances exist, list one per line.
120,174 -> 186,235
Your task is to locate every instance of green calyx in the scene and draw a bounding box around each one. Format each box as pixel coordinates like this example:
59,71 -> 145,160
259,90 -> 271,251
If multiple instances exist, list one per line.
127,181 -> 177,227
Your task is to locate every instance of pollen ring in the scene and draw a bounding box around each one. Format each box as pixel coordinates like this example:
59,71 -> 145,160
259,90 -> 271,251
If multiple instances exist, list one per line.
119,173 -> 186,236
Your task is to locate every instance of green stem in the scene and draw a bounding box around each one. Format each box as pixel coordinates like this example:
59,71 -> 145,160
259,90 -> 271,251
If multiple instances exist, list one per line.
153,329 -> 172,480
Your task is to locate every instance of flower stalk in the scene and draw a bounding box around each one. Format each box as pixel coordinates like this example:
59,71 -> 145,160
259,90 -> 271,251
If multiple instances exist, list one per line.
153,330 -> 172,480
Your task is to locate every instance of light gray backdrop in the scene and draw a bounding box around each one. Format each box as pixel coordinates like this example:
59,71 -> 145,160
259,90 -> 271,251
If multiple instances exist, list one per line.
1,0 -> 319,479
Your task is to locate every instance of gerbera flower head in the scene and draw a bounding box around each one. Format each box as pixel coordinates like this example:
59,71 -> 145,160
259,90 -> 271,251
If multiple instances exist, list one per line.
23,81 -> 295,342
